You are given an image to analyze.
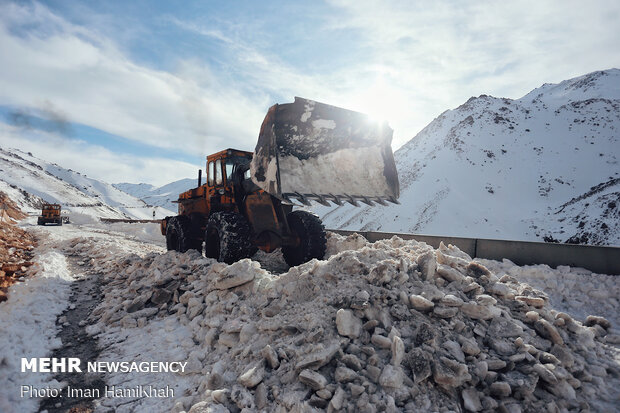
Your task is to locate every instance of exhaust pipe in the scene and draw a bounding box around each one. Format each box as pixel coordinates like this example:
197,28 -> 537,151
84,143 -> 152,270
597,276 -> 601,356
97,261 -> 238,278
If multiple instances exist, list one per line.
198,169 -> 202,187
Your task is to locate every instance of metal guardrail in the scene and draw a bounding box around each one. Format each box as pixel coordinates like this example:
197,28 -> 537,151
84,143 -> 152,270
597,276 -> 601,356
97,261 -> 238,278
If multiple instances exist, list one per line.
329,230 -> 620,275
100,218 -> 162,224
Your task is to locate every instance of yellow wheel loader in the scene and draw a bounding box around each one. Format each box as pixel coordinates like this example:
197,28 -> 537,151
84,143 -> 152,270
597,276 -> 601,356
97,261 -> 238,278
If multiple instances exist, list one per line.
37,203 -> 63,226
161,97 -> 399,266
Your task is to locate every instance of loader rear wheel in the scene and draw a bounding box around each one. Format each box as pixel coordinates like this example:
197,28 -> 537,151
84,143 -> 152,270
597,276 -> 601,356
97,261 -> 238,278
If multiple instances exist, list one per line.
166,216 -> 202,253
205,212 -> 257,264
282,211 -> 326,267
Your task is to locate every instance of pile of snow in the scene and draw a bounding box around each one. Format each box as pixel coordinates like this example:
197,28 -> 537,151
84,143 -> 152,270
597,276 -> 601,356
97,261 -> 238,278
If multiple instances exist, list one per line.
0,237 -> 75,413
478,259 -> 620,329
318,69 -> 620,246
56,232 -> 618,412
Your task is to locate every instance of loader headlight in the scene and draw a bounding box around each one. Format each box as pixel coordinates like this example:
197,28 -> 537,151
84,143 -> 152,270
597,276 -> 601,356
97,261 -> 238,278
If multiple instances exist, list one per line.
218,189 -> 225,195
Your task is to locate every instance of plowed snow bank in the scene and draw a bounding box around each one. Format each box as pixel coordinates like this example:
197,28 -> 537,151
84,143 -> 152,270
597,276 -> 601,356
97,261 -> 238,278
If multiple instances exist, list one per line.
65,232 -> 619,412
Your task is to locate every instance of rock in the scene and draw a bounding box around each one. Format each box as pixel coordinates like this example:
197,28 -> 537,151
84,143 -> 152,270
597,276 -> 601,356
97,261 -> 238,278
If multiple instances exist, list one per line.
584,315 -> 611,329
217,333 -> 238,348
120,316 -> 138,328
462,388 -> 483,412
414,322 -> 437,346
341,354 -> 363,371
437,264 -> 465,282
316,389 -> 332,399
548,379 -> 576,400
409,294 -> 434,311
296,342 -> 340,370
329,386 -> 346,410
151,288 -> 173,305
336,309 -> 363,339
255,382 -> 268,409
516,296 -> 545,308
211,389 -> 229,404
475,294 -> 497,306
391,335 -> 405,366
239,323 -> 257,343
351,290 -> 370,309
466,262 -> 491,278
486,359 -> 507,371
461,303 -> 494,320
489,381 -> 511,398
474,361 -> 488,379
534,319 -> 564,345
335,366 -> 358,383
299,369 -> 328,390
379,365 -> 403,388
363,320 -> 379,330
443,340 -> 465,362
187,297 -> 204,319
459,337 -> 481,356
371,334 -> 392,349
237,362 -> 265,388
432,357 -> 471,388
539,351 -> 560,365
126,295 -> 148,313
364,365 -> 382,383
188,401 -> 230,413
525,311 -> 540,323
489,337 -> 516,356
489,317 -> 523,338
178,290 -> 195,305
230,384 -> 254,409
441,294 -> 464,307
417,251 -> 437,280
350,383 -> 365,397
214,260 -> 256,289
533,363 -> 557,384
550,345 -> 574,368
433,306 -> 458,318
261,345 -> 280,369
486,282 -> 511,297
390,303 -> 410,320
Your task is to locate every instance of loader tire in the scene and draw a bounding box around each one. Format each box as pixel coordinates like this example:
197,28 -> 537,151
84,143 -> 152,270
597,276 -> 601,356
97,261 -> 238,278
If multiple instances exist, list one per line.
166,216 -> 202,253
37,217 -> 43,225
205,212 -> 257,264
282,210 -> 326,267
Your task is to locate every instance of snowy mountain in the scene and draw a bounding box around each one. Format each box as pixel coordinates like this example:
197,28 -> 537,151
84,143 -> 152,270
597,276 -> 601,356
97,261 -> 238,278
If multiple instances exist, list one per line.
0,147 -> 174,220
113,178 -> 195,212
318,69 -> 620,246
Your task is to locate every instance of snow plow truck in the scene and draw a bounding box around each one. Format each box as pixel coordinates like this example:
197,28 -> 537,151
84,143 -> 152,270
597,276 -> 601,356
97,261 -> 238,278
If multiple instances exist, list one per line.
161,97 -> 400,265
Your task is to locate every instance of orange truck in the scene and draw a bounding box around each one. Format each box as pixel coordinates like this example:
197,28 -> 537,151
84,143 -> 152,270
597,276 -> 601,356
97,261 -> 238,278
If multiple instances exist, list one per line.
161,97 -> 400,265
37,203 -> 62,226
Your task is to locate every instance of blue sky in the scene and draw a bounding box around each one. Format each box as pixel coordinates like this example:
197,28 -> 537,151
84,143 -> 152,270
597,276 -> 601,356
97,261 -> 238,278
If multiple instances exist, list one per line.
1,0 -> 619,185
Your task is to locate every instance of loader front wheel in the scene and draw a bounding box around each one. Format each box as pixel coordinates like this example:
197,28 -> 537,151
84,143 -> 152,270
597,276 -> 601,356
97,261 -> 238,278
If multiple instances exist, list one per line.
166,216 -> 202,253
205,212 -> 257,264
282,211 -> 326,267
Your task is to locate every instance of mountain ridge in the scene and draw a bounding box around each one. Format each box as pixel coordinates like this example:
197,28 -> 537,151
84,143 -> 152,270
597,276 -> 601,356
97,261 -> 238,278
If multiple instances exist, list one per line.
0,147 -> 175,220
316,68 -> 619,245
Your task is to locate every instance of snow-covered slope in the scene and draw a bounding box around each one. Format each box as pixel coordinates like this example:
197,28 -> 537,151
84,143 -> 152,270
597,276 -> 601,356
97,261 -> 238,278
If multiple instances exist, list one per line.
0,147 -> 174,220
114,178 -> 195,212
319,69 -> 620,246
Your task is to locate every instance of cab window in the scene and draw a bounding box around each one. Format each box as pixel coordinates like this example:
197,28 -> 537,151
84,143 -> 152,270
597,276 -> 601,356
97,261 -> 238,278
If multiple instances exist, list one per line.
215,159 -> 222,185
207,161 -> 214,186
225,163 -> 234,181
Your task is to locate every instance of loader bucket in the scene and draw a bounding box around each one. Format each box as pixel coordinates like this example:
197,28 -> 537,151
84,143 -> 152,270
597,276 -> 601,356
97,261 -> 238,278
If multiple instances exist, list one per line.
251,97 -> 399,206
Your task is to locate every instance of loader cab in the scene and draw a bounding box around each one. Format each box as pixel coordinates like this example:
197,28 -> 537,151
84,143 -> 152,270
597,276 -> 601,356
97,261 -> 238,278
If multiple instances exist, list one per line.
205,148 -> 253,189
